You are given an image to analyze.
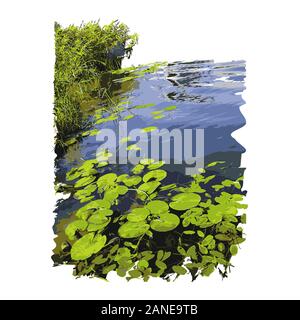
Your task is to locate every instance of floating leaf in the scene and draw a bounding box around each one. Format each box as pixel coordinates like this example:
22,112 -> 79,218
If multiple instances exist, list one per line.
150,213 -> 180,232
142,126 -> 158,133
202,235 -> 214,247
147,161 -> 165,170
127,208 -> 150,222
129,270 -> 142,278
123,115 -> 134,120
206,161 -> 226,168
207,210 -> 223,224
118,222 -> 149,238
103,190 -> 119,202
241,213 -> 247,224
146,200 -> 169,215
66,168 -> 81,181
122,175 -> 142,187
65,220 -> 88,240
184,230 -> 195,235
137,260 -> 149,269
87,216 -> 110,232
140,158 -> 155,165
116,185 -> 128,195
74,176 -> 96,188
137,181 -> 161,198
71,233 -> 107,261
143,169 -> 167,182
135,103 -> 155,109
65,137 -> 77,146
202,263 -> 215,277
169,193 -> 200,211
132,164 -> 144,174
151,110 -> 163,115
164,105 -> 177,111
172,265 -> 187,275
127,144 -> 141,151
230,245 -> 238,256
153,114 -> 165,120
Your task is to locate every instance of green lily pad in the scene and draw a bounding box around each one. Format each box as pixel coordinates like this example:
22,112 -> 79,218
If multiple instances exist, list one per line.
230,245 -> 238,256
127,208 -> 150,222
147,161 -> 165,170
143,169 -> 167,182
142,126 -> 158,133
103,190 -> 119,202
151,110 -> 163,115
146,200 -> 169,215
66,168 -> 81,181
65,220 -> 88,240
164,105 -> 177,111
138,181 -> 161,196
150,213 -> 180,232
122,176 -> 142,187
71,233 -> 107,261
116,185 -> 128,195
140,158 -> 155,165
74,175 -> 96,188
88,129 -> 101,136
97,173 -> 117,184
87,215 -> 110,232
123,114 -> 135,120
65,137 -> 77,146
169,193 -> 201,211
135,103 -> 155,109
172,265 -> 187,275
131,164 -> 144,174
127,144 -> 141,151
76,199 -> 111,220
118,222 -> 150,238
153,114 -> 165,120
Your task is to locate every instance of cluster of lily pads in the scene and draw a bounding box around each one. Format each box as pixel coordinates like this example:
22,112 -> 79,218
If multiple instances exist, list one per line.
53,157 -> 247,281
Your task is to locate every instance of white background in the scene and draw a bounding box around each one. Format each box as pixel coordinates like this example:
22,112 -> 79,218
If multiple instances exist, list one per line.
0,0 -> 300,299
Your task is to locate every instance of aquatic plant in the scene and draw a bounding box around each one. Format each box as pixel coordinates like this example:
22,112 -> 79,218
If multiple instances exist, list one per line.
53,158 -> 247,281
54,20 -> 138,148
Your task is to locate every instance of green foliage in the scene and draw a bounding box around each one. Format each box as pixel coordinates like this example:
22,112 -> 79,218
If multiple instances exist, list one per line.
53,157 -> 247,281
54,20 -> 138,145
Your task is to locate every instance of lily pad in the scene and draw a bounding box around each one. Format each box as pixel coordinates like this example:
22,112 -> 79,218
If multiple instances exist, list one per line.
135,103 -> 155,109
65,220 -> 88,241
142,126 -> 158,133
138,181 -> 161,196
74,176 -> 96,188
127,208 -> 150,222
146,200 -> 169,215
87,215 -> 111,232
118,222 -> 150,238
71,233 -> 107,261
172,265 -> 187,275
164,105 -> 177,111
143,170 -> 167,182
153,114 -> 165,120
169,193 -> 201,211
150,213 -> 180,232
66,168 -> 81,181
76,199 -> 111,220
122,175 -> 142,187
147,161 -> 165,170
140,158 -> 155,165
123,114 -> 135,120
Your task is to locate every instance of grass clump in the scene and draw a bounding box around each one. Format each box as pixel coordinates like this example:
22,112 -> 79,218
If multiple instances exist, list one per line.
54,20 -> 138,147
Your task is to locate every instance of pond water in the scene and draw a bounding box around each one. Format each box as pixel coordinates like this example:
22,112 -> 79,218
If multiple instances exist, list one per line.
53,60 -> 247,280
55,59 -> 246,223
